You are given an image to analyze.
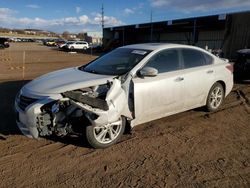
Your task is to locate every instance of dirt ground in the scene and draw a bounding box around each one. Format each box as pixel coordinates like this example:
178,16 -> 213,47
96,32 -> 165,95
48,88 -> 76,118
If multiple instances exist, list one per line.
0,43 -> 250,187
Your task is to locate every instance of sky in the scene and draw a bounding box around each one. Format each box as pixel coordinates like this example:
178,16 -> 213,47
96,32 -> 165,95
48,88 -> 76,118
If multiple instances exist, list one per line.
0,0 -> 250,36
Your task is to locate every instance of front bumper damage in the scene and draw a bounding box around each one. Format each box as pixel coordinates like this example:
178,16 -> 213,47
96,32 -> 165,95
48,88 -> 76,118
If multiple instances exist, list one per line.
15,94 -> 62,138
15,78 -> 131,138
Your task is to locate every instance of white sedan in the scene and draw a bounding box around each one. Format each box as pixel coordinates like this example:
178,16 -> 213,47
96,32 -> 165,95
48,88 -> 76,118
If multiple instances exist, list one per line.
15,43 -> 233,148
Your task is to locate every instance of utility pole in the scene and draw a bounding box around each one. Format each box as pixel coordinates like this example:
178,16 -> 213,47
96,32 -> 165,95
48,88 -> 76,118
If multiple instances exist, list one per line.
193,19 -> 196,45
150,10 -> 153,42
101,4 -> 104,30
101,4 -> 104,45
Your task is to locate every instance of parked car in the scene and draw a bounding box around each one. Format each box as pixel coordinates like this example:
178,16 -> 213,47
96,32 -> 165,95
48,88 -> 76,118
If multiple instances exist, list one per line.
11,38 -> 22,42
58,41 -> 74,49
86,44 -> 103,53
46,40 -> 57,46
55,40 -> 66,47
0,38 -> 9,49
234,49 -> 250,80
15,43 -> 233,148
20,38 -> 34,42
42,39 -> 49,45
66,41 -> 89,50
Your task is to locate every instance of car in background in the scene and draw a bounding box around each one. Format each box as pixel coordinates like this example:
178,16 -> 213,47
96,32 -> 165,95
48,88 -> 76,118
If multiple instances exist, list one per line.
58,41 -> 74,50
58,41 -> 74,49
234,49 -> 250,80
46,40 -> 57,46
42,39 -> 57,46
47,39 -> 66,47
15,43 -> 233,148
55,40 -> 66,47
87,44 -> 103,53
11,38 -> 22,42
42,39 -> 49,45
66,41 -> 89,50
0,38 -> 9,49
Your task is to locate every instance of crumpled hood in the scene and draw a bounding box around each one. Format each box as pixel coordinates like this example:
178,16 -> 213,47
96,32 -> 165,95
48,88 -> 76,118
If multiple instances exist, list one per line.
23,67 -> 114,95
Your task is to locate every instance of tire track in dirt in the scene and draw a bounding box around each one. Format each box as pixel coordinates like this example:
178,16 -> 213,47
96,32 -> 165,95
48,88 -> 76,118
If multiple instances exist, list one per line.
106,88 -> 250,187
1,90 -> 249,187
131,90 -> 242,142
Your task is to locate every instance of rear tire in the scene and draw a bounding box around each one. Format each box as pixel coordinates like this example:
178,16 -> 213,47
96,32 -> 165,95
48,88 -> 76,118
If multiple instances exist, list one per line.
86,117 -> 125,149
206,82 -> 225,112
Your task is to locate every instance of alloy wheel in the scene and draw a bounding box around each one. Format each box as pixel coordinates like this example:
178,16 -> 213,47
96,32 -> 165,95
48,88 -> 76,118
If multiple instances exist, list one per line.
93,120 -> 123,144
209,86 -> 223,109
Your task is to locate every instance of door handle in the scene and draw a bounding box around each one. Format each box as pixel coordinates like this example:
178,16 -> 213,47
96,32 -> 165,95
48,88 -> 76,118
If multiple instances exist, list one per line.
206,70 -> 214,74
175,77 -> 184,82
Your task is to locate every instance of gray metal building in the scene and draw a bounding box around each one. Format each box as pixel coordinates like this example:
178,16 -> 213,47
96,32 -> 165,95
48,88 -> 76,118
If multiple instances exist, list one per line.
103,11 -> 250,59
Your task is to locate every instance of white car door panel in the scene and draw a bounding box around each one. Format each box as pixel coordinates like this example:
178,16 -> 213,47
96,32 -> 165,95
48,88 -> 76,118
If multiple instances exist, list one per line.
132,71 -> 184,125
132,49 -> 184,125
181,66 -> 215,108
180,48 -> 216,109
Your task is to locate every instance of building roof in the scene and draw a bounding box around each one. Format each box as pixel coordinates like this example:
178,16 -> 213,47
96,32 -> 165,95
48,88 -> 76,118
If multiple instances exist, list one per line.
104,10 -> 250,30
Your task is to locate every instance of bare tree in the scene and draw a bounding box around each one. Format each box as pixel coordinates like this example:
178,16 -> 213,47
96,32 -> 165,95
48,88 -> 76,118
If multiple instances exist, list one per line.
77,32 -> 85,40
62,31 -> 70,40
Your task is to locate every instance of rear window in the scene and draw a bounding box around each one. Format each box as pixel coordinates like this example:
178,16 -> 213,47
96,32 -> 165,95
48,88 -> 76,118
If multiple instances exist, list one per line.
203,53 -> 214,65
182,49 -> 212,68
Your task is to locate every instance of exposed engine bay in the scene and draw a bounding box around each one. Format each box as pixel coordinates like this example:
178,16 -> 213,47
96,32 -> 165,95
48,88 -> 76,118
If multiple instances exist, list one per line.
36,79 -> 129,137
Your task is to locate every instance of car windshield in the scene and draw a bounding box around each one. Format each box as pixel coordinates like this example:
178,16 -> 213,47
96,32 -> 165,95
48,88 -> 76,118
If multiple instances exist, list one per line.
80,48 -> 151,75
66,42 -> 74,45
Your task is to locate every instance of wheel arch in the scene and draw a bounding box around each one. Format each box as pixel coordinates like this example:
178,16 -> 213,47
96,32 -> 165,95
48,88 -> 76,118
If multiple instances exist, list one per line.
216,80 -> 226,95
124,116 -> 133,133
204,80 -> 226,105
205,80 -> 226,112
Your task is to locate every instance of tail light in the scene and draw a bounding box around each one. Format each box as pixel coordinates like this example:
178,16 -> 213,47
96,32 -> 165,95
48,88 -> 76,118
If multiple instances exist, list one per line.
226,64 -> 234,73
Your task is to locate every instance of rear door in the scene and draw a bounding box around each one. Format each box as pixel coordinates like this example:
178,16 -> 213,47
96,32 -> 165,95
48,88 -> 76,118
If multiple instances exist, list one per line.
132,49 -> 184,125
180,48 -> 215,109
75,42 -> 83,49
75,42 -> 80,49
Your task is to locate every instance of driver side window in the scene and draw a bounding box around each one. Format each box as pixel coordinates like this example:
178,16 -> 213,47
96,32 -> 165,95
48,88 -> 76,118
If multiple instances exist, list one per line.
145,49 -> 180,73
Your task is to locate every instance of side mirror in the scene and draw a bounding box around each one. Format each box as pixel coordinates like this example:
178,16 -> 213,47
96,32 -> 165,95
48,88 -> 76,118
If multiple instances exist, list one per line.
139,67 -> 158,77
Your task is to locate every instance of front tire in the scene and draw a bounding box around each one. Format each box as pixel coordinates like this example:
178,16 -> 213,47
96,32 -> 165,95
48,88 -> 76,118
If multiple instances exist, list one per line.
206,82 -> 225,112
86,117 -> 125,149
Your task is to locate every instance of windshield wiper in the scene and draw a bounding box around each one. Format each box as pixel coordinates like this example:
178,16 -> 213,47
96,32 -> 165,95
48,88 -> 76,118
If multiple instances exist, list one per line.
84,69 -> 101,74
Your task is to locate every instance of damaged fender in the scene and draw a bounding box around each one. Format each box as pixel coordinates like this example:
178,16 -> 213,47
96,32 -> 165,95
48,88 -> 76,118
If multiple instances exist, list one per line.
65,79 -> 128,126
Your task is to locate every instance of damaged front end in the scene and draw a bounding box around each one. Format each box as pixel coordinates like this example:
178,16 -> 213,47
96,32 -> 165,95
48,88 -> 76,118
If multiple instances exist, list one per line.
34,78 -> 130,138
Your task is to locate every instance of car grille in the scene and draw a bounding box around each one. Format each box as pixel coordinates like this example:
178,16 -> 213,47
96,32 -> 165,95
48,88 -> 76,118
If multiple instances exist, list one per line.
18,95 -> 38,111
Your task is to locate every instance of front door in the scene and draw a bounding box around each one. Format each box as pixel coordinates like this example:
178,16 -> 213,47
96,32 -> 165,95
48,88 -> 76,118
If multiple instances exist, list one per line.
132,49 -> 184,125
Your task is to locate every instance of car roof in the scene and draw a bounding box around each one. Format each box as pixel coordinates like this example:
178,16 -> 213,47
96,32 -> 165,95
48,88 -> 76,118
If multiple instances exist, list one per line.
121,43 -> 206,51
237,49 -> 250,55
